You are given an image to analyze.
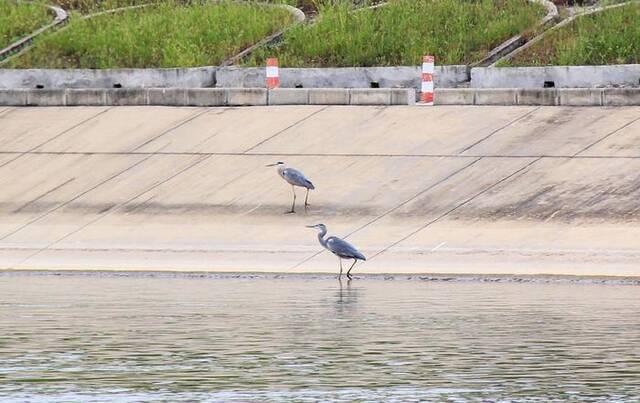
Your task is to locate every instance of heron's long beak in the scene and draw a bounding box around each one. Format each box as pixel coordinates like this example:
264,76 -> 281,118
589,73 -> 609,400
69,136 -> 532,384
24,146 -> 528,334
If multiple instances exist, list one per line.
265,163 -> 277,167
305,225 -> 317,228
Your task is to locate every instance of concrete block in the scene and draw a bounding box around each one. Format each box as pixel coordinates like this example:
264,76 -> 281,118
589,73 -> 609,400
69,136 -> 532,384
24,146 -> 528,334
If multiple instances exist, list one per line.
105,89 -> 148,105
148,88 -> 187,106
0,89 -> 28,106
268,89 -> 309,105
517,89 -> 558,106
471,65 -> 640,89
474,88 -> 518,105
390,88 -> 416,105
216,65 -> 469,90
308,89 -> 350,105
350,89 -> 391,105
557,88 -> 603,106
185,88 -> 226,106
603,88 -> 640,106
227,88 -> 267,106
65,89 -> 107,106
435,89 -> 475,105
0,67 -> 216,89
26,89 -> 66,106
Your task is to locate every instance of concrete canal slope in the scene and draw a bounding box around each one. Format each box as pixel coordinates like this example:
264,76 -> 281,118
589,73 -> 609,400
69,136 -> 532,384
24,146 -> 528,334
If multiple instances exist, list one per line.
0,105 -> 639,276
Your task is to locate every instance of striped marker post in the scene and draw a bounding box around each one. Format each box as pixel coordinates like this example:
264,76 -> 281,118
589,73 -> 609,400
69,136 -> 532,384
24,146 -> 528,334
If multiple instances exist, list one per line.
420,55 -> 435,105
266,58 -> 280,89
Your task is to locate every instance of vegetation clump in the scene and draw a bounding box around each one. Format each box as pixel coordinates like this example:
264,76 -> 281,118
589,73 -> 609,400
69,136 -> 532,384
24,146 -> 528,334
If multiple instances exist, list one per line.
246,0 -> 545,67
8,1 -> 294,68
0,0 -> 52,49
506,2 -> 640,66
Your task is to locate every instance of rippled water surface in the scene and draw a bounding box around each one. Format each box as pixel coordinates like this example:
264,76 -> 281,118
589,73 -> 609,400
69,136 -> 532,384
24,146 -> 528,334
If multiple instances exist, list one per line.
1,273 -> 639,402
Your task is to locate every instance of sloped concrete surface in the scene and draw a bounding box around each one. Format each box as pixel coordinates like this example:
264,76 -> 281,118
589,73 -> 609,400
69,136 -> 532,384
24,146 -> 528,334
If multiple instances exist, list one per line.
0,105 -> 639,276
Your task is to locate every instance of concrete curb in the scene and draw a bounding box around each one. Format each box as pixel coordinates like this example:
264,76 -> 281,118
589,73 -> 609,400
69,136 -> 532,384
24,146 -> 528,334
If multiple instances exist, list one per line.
0,88 -> 417,106
435,88 -> 640,106
470,64 -> 640,89
215,66 -> 469,91
2,88 -> 638,106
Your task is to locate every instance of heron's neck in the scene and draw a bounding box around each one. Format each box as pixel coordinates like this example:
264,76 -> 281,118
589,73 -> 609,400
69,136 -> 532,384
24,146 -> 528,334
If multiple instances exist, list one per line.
277,165 -> 287,176
317,228 -> 328,248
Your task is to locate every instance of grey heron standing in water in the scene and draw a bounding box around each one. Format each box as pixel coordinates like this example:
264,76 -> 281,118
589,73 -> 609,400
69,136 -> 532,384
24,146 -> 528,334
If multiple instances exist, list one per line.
267,162 -> 315,214
306,223 -> 366,279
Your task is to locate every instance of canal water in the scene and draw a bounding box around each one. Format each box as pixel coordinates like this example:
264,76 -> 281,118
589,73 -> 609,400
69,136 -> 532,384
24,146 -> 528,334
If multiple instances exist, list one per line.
0,273 -> 639,402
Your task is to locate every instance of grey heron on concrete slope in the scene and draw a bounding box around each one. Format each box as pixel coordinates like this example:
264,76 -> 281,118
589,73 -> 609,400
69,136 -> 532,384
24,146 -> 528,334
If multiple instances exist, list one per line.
306,223 -> 366,279
267,161 -> 315,214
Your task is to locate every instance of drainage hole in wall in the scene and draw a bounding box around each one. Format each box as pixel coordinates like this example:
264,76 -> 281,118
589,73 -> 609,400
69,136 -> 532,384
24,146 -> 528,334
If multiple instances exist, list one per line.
295,84 -> 303,88
35,85 -> 44,89
543,81 -> 555,88
370,81 -> 380,88
113,83 -> 122,88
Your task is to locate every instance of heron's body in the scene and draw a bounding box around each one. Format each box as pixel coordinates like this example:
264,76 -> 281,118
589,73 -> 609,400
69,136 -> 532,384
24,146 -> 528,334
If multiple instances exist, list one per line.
325,236 -> 366,261
267,162 -> 314,213
308,224 -> 366,279
278,166 -> 315,190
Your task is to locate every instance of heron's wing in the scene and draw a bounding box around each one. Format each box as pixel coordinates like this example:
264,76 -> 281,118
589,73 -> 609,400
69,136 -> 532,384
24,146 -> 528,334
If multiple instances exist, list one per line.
326,236 -> 366,260
282,168 -> 315,189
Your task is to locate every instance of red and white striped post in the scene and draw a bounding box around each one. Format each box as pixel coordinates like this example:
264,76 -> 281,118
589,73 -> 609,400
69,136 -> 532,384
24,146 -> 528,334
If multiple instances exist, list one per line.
420,55 -> 435,105
266,58 -> 280,89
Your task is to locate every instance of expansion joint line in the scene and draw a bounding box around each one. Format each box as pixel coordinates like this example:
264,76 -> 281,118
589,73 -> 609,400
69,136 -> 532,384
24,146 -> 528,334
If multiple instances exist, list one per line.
457,106 -> 541,155
0,108 -> 13,118
289,157 -> 484,270
366,157 -> 543,262
0,107 -> 210,244
0,153 -> 157,242
572,115 -> 640,157
131,108 -> 211,152
0,107 -> 113,170
8,154 -> 212,270
242,106 -> 329,153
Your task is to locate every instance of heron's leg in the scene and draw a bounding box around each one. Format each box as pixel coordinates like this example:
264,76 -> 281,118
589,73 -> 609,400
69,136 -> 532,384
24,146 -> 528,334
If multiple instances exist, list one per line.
346,259 -> 358,279
338,258 -> 343,279
304,188 -> 310,207
286,185 -> 296,214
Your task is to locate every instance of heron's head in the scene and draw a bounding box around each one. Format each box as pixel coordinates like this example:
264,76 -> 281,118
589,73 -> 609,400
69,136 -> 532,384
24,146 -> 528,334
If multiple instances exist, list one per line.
306,223 -> 326,232
265,161 -> 285,167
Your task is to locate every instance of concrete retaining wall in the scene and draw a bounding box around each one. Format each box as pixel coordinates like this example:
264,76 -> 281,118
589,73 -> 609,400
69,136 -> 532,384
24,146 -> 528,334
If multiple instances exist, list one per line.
436,88 -> 640,106
2,87 -> 638,106
471,65 -> 640,89
0,67 -> 216,89
0,87 -> 416,106
216,66 -> 470,89
0,66 -> 469,89
4,64 -> 640,91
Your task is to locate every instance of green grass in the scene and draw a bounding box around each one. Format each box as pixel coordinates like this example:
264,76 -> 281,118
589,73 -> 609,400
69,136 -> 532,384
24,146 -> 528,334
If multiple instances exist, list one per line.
8,1 -> 294,68
0,0 -> 52,49
245,0 -> 546,67
505,2 -> 640,66
51,0 -> 150,13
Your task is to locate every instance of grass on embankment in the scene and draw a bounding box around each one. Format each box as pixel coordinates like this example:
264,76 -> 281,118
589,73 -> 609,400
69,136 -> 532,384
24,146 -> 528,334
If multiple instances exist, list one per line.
501,3 -> 640,66
245,0 -> 545,67
8,1 -> 294,68
0,0 -> 52,49
51,0 -> 150,13
504,2 -> 639,66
